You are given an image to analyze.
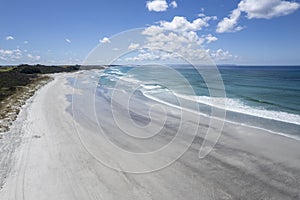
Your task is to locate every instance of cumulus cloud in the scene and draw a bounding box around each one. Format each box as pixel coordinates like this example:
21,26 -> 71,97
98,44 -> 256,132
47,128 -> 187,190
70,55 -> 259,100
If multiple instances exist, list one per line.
170,1 -> 177,8
217,0 -> 300,33
0,48 -> 22,61
146,0 -> 168,12
156,16 -> 213,32
0,47 -> 45,64
24,41 -> 29,44
209,49 -> 236,61
142,15 -> 216,45
122,14 -> 234,63
99,37 -> 111,43
146,0 -> 177,12
65,38 -> 71,43
6,36 -> 15,40
239,0 -> 300,19
27,54 -> 41,61
126,15 -> 219,62
128,43 -> 140,50
198,13 -> 206,18
216,9 -> 243,33
205,34 -> 218,43
126,51 -> 161,62
0,48 -> 43,63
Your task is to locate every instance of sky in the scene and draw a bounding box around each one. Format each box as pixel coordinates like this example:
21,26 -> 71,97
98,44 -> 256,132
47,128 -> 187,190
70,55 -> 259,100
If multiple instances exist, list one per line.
0,0 -> 300,65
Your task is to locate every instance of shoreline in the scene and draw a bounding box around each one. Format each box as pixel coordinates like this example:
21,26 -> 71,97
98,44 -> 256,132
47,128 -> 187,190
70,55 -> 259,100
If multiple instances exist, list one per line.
143,91 -> 300,142
0,71 -> 300,199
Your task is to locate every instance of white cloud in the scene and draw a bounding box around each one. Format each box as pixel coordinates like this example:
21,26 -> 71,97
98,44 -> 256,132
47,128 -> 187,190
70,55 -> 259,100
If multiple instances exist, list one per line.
0,48 -> 44,63
65,38 -> 71,43
209,49 -> 236,61
6,36 -> 14,40
212,16 -> 218,20
122,15 -> 236,64
198,13 -> 217,20
158,16 -> 212,32
205,34 -> 218,43
0,48 -> 22,61
216,9 -> 243,33
217,0 -> 300,33
135,15 -> 219,62
142,25 -> 164,35
239,0 -> 300,19
27,54 -> 41,61
24,41 -> 29,44
170,1 -> 177,8
126,51 -> 161,62
141,15 -> 216,50
99,37 -> 111,43
146,0 -> 168,12
128,43 -> 140,50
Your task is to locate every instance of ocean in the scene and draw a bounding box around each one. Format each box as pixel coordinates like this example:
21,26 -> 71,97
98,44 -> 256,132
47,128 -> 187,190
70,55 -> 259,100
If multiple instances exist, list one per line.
95,65 -> 300,140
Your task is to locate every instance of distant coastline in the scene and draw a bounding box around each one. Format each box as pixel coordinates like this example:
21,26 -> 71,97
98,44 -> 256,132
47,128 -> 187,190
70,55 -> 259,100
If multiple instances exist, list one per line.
0,64 -> 110,134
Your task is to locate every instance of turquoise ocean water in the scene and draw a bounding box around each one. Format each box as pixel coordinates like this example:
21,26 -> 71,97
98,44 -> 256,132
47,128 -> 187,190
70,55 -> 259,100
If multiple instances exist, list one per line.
96,65 -> 300,139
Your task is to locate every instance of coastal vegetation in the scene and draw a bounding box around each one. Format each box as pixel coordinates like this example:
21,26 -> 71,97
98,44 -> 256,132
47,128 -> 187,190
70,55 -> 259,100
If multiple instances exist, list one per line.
0,64 -> 80,133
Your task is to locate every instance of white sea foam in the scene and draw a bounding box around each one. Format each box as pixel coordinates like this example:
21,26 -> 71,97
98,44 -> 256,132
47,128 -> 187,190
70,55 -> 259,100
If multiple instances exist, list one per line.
102,70 -> 300,126
142,91 -> 300,141
107,68 -> 124,76
119,77 -> 141,84
100,70 -> 128,81
174,93 -> 300,126
140,84 -> 163,90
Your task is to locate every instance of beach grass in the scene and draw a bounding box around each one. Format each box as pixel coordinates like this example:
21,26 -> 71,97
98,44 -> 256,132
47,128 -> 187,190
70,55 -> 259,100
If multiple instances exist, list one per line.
0,67 -> 16,73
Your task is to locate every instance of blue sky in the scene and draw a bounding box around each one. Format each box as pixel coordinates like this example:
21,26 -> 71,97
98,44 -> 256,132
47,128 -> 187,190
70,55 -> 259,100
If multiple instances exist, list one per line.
0,0 -> 300,65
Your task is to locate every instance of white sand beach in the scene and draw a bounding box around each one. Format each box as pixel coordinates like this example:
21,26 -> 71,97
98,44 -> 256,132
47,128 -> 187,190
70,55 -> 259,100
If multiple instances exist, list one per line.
0,71 -> 300,200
